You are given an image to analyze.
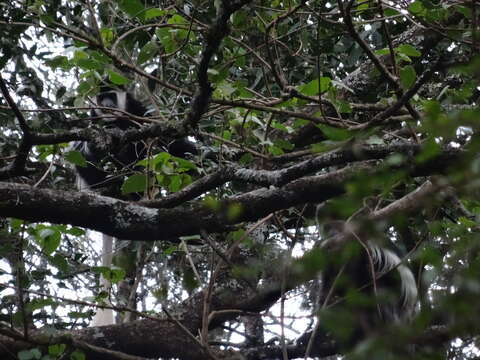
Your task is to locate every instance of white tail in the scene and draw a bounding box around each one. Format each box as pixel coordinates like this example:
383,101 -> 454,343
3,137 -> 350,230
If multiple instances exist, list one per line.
92,234 -> 115,326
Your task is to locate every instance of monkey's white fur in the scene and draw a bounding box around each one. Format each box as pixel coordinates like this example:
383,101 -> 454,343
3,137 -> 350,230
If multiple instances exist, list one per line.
74,90 -> 130,326
369,244 -> 418,319
92,234 -> 115,326
94,90 -> 127,121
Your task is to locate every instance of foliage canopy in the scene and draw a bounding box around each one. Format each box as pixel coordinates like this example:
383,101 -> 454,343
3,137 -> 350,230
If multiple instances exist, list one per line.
0,0 -> 480,359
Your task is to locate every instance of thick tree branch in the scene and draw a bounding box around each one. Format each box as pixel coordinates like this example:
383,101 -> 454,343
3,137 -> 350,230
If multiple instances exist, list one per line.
0,164 -> 356,240
0,146 -> 462,240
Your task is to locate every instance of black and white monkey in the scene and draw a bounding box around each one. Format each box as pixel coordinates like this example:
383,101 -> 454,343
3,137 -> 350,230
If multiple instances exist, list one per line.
72,86 -> 149,326
72,85 -> 198,326
73,87 -> 147,190
91,87 -> 146,128
74,86 -> 198,190
304,222 -> 418,352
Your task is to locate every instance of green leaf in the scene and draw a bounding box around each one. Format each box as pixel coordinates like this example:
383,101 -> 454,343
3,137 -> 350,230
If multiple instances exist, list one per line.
153,151 -> 172,163
293,248 -> 327,278
213,81 -> 236,97
270,121 -> 290,133
118,0 -> 145,19
168,14 -> 188,25
73,50 -> 88,61
172,157 -> 197,172
156,28 -> 174,53
239,153 -> 253,165
10,218 -> 24,231
36,144 -> 56,161
137,152 -> 171,168
423,99 -> 442,119
336,100 -> 352,114
38,228 -> 61,254
27,298 -> 57,311
70,350 -> 86,360
45,56 -> 70,70
182,267 -> 199,292
107,70 -> 130,85
399,65 -> 416,89
145,8 -> 166,20
48,344 -> 66,357
108,268 -> 127,283
356,0 -> 369,10
396,52 -> 412,63
425,8 -> 447,22
67,311 -> 92,319
77,58 -> 102,70
222,130 -> 232,141
65,150 -> 87,167
298,77 -> 332,96
100,28 -> 114,45
408,1 -> 426,16
181,174 -> 193,188
268,145 -> 284,156
49,254 -> 69,273
39,14 -> 54,25
93,267 -> 126,284
18,348 -> 42,360
384,8 -> 399,16
168,175 -> 182,192
322,77 -> 333,93
66,227 -> 85,236
77,81 -> 94,96
374,48 -> 390,56
274,139 -> 294,151
160,163 -> 175,175
137,41 -> 159,64
90,51 -> 111,64
156,174 -> 165,186
316,124 -> 352,141
458,216 -> 478,228
121,174 -> 147,194
298,79 -> 318,96
396,44 -> 421,57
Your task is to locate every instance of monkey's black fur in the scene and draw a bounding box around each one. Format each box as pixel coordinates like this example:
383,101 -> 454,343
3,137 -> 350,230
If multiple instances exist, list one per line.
311,223 -> 418,352
73,87 -> 148,190
73,86 -> 198,191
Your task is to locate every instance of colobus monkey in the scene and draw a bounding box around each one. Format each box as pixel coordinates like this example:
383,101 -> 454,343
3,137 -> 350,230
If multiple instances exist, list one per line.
73,86 -> 148,326
73,86 -> 148,190
313,222 -> 418,351
74,86 -> 198,190
73,85 -> 198,326
91,87 -> 147,129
